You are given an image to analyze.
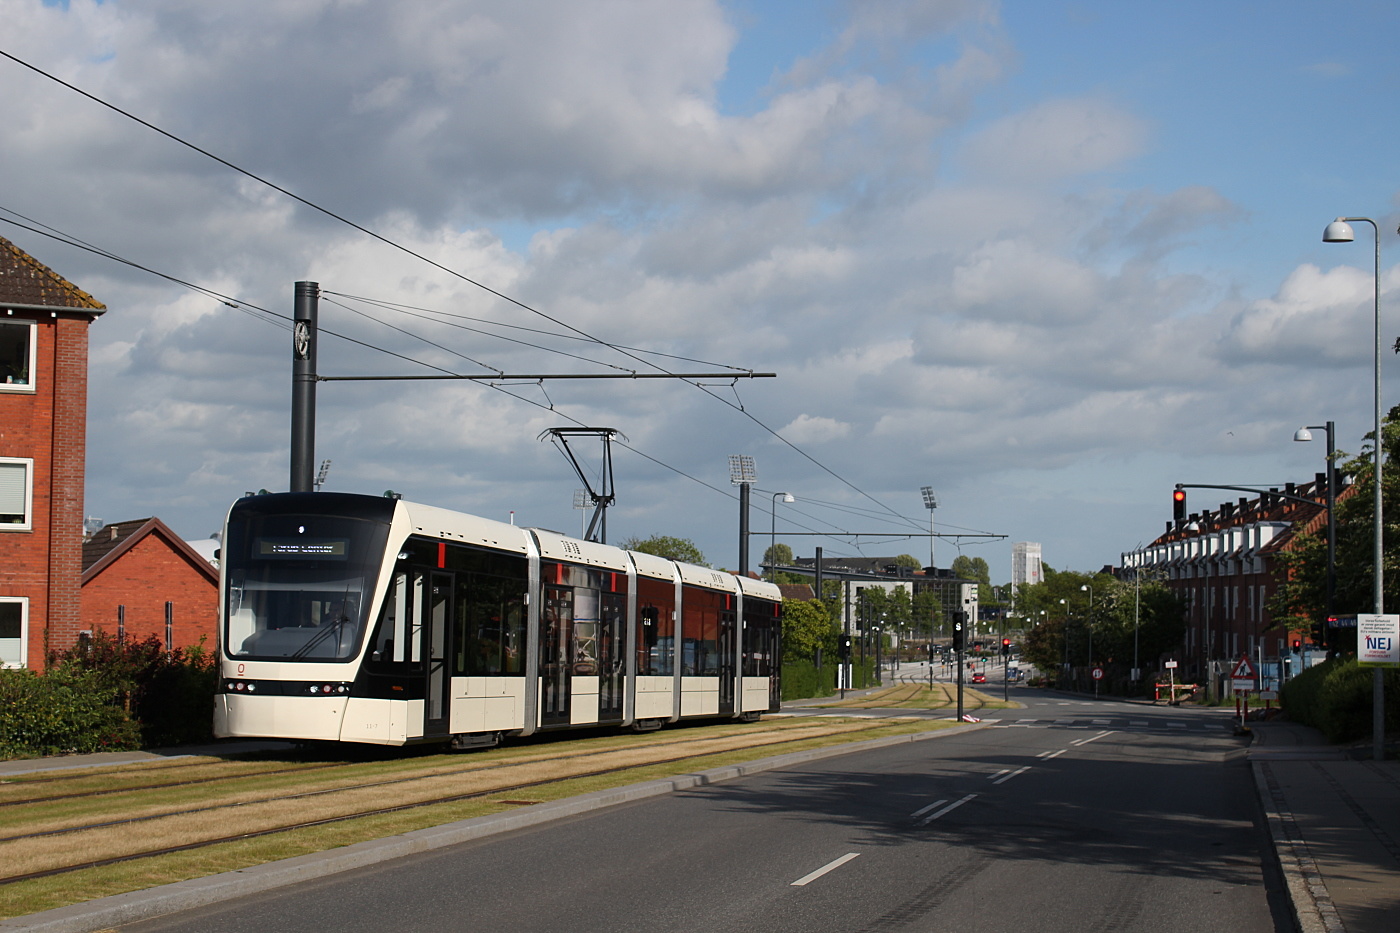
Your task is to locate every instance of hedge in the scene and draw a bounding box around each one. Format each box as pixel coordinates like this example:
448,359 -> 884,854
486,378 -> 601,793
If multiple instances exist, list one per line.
1281,656 -> 1400,743
0,667 -> 141,759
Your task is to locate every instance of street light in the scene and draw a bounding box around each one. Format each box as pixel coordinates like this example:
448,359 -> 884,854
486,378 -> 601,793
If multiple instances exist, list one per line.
769,492 -> 794,581
1081,582 -> 1093,666
1294,422 -> 1337,650
1322,217 -> 1385,761
921,486 -> 938,570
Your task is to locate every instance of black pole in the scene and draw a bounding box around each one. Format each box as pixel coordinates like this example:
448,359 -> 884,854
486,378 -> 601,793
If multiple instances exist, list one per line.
738,483 -> 750,576
290,281 -> 319,493
1325,421 -> 1336,655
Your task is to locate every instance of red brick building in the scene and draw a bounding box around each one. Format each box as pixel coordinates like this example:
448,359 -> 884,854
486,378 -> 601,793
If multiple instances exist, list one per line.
81,518 -> 219,652
1122,473 -> 1355,684
0,237 -> 104,669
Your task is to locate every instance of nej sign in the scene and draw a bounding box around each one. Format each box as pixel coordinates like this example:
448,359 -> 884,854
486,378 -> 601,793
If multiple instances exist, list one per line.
1356,614 -> 1400,668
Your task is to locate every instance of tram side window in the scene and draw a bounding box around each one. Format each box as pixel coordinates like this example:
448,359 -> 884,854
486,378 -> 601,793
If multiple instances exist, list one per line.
682,587 -> 722,676
743,605 -> 777,676
454,572 -> 526,676
635,576 -> 675,676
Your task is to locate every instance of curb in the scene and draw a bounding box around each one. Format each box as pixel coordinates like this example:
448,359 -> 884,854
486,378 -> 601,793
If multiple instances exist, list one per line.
1252,759 -> 1346,933
0,723 -> 983,933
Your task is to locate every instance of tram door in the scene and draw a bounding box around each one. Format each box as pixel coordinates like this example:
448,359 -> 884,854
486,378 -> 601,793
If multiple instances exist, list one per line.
718,611 -> 736,715
540,587 -> 572,726
423,573 -> 451,735
597,593 -> 625,722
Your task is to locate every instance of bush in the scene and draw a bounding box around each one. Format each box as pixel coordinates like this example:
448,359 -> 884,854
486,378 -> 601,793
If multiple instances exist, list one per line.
1281,657 -> 1400,742
780,658 -> 876,700
47,632 -> 219,749
0,667 -> 140,759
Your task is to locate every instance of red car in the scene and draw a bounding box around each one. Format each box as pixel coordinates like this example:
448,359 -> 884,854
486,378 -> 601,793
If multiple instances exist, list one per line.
971,672 -> 986,684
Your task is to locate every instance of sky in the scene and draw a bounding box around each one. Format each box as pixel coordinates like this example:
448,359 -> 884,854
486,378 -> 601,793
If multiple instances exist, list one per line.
3,0 -> 1399,584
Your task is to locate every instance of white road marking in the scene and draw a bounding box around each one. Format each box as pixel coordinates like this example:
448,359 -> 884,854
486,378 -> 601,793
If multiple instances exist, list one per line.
992,766 -> 1031,785
911,799 -> 948,818
919,793 -> 978,825
1070,730 -> 1115,746
791,852 -> 860,887
1036,748 -> 1067,760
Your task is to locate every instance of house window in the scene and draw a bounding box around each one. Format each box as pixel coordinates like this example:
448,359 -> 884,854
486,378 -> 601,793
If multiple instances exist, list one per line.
0,321 -> 36,391
0,458 -> 33,530
0,598 -> 25,668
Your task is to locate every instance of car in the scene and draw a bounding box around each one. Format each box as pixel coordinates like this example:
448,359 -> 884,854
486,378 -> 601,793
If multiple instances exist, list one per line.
971,672 -> 986,684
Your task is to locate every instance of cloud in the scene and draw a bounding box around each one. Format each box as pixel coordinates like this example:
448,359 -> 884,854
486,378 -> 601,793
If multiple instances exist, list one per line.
2,0 -> 1395,582
957,96 -> 1150,183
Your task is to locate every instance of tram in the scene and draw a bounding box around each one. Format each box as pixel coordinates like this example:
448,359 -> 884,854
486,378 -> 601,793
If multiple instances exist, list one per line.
213,492 -> 783,748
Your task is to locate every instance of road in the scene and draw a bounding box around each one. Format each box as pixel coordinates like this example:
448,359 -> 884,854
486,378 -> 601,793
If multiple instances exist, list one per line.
120,681 -> 1291,933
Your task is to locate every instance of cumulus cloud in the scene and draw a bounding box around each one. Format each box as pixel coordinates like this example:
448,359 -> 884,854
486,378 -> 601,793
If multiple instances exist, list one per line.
957,96 -> 1150,183
1,0 -> 1393,577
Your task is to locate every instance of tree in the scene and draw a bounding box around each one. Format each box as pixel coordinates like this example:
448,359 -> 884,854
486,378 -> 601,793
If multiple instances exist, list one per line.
892,554 -> 921,570
782,598 -> 836,661
1269,404 -> 1400,654
618,535 -> 708,566
950,555 -> 990,585
951,554 -> 994,602
761,542 -> 808,583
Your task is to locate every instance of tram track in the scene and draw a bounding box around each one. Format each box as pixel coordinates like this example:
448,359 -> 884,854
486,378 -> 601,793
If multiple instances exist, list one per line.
0,718 -> 912,886
1,721 -> 854,842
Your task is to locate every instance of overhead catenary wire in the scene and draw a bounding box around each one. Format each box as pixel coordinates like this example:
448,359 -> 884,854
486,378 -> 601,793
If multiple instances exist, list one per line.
0,48 -> 942,545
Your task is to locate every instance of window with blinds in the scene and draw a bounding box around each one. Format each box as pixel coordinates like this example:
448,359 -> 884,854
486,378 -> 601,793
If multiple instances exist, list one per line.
0,459 -> 32,529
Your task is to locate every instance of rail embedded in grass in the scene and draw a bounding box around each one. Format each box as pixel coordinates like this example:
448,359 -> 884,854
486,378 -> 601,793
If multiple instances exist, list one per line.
0,716 -> 950,912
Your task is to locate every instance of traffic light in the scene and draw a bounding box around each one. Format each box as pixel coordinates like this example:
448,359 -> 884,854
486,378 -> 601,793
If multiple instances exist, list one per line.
1173,487 -> 1187,523
1001,638 -> 1012,657
839,635 -> 852,661
1292,639 -> 1301,652
951,611 -> 965,650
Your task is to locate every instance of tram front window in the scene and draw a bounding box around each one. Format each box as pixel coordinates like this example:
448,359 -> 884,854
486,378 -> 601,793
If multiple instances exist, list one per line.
223,502 -> 391,662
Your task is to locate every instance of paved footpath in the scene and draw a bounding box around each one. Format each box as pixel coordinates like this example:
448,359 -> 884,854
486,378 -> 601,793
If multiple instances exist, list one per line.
1248,721 -> 1400,933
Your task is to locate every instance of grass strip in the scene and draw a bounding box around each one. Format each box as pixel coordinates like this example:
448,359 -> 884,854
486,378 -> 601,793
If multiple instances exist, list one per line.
0,717 -> 951,919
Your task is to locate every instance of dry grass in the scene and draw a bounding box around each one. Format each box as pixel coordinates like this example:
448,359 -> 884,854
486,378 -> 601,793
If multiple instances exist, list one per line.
813,683 -> 1015,710
0,717 -> 951,919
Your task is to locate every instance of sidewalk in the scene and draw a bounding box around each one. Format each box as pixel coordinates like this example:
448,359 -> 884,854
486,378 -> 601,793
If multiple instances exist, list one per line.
1248,720 -> 1400,933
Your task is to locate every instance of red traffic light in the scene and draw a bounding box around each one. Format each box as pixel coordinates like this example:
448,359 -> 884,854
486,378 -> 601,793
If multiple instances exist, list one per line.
1173,487 -> 1187,522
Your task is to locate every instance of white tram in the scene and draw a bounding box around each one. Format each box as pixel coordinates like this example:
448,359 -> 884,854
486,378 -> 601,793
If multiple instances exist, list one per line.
214,492 -> 783,747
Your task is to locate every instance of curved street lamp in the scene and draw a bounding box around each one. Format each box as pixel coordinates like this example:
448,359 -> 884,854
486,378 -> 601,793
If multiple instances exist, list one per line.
1294,422 -> 1337,645
1081,582 -> 1094,666
1322,216 -> 1385,760
769,492 -> 794,581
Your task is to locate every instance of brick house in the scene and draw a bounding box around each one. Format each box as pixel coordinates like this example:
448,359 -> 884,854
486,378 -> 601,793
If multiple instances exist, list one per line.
1121,473 -> 1355,680
82,518 -> 219,652
0,237 -> 104,669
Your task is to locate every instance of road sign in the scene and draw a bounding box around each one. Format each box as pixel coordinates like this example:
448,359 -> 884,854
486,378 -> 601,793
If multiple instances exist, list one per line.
1230,656 -> 1256,679
1164,660 -> 1178,669
1091,667 -> 1103,680
1357,614 -> 1400,667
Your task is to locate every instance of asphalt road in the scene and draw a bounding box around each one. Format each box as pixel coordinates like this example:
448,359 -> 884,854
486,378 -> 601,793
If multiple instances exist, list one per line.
116,684 -> 1292,933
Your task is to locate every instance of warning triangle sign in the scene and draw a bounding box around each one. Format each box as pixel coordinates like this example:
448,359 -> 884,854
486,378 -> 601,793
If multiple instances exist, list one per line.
1231,656 -> 1256,679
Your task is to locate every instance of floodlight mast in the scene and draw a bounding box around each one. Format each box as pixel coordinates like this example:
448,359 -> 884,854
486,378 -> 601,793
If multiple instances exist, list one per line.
921,485 -> 937,569
731,455 -> 756,575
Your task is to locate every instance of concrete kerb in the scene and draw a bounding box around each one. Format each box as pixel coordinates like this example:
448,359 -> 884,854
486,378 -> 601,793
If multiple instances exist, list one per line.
0,722 -> 984,933
1251,759 -> 1345,933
